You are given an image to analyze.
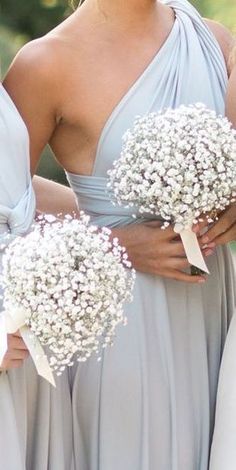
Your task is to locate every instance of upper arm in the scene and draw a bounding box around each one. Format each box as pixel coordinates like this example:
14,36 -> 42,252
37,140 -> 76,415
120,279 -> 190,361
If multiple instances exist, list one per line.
226,66 -> 236,126
205,19 -> 234,75
3,39 -> 61,175
33,176 -> 79,216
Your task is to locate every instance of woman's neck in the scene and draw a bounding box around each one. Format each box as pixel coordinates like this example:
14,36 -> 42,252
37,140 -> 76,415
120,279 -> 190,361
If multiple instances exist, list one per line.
81,0 -> 163,31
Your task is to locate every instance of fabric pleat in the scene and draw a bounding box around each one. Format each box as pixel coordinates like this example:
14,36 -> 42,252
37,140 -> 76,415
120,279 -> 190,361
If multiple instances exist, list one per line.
0,85 -> 74,470
66,1 -> 235,469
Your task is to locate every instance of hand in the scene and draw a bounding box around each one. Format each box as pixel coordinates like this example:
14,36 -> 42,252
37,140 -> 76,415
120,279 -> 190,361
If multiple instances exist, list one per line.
198,205 -> 236,247
113,221 -> 208,283
0,331 -> 29,371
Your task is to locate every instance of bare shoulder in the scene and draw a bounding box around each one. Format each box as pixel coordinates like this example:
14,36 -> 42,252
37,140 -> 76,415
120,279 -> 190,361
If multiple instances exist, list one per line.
204,19 -> 234,73
3,12 -> 82,122
4,35 -> 65,93
2,28 -> 76,171
3,10 -> 86,99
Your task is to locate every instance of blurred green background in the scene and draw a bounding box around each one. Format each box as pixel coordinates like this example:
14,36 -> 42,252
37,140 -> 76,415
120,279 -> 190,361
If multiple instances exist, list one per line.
0,0 -> 236,185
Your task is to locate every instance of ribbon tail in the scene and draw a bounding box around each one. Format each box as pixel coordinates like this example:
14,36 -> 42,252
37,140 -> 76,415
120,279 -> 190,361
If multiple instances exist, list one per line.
20,326 -> 56,387
0,306 -> 27,366
0,314 -> 8,366
178,228 -> 209,274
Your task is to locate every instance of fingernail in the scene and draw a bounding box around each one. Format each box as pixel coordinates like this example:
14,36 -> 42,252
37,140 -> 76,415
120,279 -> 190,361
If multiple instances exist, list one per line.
202,244 -> 208,249
206,242 -> 215,249
202,243 -> 215,250
205,250 -> 214,257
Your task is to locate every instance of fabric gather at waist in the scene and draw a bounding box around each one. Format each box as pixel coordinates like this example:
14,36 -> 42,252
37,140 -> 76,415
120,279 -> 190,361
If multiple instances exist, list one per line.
66,172 -> 161,228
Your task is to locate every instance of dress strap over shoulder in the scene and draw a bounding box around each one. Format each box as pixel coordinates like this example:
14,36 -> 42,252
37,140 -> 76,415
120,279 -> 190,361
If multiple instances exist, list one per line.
72,0 -> 227,179
163,0 -> 208,18
0,85 -> 35,240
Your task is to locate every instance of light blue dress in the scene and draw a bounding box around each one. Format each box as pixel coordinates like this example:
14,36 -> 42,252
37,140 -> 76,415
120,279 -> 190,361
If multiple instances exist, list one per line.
0,85 -> 74,470
66,1 -> 236,469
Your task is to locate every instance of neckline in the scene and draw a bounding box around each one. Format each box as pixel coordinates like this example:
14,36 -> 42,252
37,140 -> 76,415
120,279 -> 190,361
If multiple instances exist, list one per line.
66,10 -> 178,180
91,16 -> 178,176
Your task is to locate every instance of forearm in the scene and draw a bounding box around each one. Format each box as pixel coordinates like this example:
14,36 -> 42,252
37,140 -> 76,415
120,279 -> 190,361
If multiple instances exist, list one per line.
33,175 -> 79,217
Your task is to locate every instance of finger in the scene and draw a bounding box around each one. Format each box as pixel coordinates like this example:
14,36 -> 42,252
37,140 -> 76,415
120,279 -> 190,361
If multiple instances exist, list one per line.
168,270 -> 207,283
159,225 -> 179,241
192,217 -> 209,234
142,221 -> 177,241
3,359 -> 25,370
8,335 -> 28,351
203,248 -> 215,258
144,220 -> 162,228
168,241 -> 186,257
200,209 -> 235,244
210,226 -> 236,246
170,257 -> 190,270
169,241 -> 214,258
146,221 -> 182,241
202,242 -> 216,250
193,208 -> 224,234
13,330 -> 23,338
4,349 -> 29,361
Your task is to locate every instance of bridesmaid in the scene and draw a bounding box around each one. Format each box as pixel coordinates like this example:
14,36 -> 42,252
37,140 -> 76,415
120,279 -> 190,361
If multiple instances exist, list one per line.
0,86 -> 75,469
3,0 -> 236,469
209,48 -> 236,470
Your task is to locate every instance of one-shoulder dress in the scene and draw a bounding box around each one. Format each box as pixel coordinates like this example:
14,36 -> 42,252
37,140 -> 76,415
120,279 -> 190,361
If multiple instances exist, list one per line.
66,1 -> 236,469
0,85 -> 74,470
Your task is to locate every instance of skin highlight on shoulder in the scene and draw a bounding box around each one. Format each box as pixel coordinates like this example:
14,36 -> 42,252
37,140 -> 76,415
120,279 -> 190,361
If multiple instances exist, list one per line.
204,19 -> 235,74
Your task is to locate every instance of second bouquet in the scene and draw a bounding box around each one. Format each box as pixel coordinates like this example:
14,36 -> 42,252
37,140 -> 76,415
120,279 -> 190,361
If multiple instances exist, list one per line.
0,213 -> 135,385
108,104 -> 236,274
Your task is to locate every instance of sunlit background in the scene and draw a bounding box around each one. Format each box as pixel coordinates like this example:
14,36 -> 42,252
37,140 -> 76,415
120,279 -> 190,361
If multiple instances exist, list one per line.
0,0 -> 236,184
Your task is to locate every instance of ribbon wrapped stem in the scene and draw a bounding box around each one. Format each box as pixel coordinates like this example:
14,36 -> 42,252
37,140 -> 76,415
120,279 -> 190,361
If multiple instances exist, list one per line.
174,225 -> 209,275
0,309 -> 55,386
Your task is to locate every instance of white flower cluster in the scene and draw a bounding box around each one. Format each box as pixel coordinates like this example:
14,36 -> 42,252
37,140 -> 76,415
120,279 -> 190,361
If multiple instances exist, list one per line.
2,213 -> 135,374
108,104 -> 236,230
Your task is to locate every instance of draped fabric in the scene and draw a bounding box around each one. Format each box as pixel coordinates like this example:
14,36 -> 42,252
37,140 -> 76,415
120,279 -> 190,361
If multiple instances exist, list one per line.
0,85 -> 35,238
210,313 -> 236,470
66,1 -> 235,469
0,85 -> 74,470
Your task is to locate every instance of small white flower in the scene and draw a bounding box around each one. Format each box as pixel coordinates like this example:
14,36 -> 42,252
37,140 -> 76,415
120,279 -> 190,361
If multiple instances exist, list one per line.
108,104 -> 236,229
2,213 -> 135,373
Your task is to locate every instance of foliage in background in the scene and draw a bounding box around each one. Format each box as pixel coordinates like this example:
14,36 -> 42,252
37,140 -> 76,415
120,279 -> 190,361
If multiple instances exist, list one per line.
0,25 -> 25,77
0,0 -> 235,42
0,0 -> 236,184
192,0 -> 236,31
0,0 -> 71,39
0,1 -> 73,183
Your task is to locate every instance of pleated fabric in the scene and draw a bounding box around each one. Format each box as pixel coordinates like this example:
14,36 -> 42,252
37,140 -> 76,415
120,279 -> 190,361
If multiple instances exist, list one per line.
66,1 -> 235,469
0,84 -> 74,470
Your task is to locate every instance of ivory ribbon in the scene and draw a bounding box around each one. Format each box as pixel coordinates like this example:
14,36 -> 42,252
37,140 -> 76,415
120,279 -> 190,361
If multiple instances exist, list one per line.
174,224 -> 209,274
0,308 -> 55,386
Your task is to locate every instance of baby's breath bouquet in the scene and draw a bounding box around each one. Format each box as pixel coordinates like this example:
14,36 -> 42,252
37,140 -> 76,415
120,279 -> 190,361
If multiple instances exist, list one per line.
108,104 -> 236,274
0,214 -> 135,385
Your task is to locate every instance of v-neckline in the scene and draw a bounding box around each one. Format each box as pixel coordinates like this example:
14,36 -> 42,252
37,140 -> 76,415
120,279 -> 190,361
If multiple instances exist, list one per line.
66,8 -> 179,181
91,16 -> 179,176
